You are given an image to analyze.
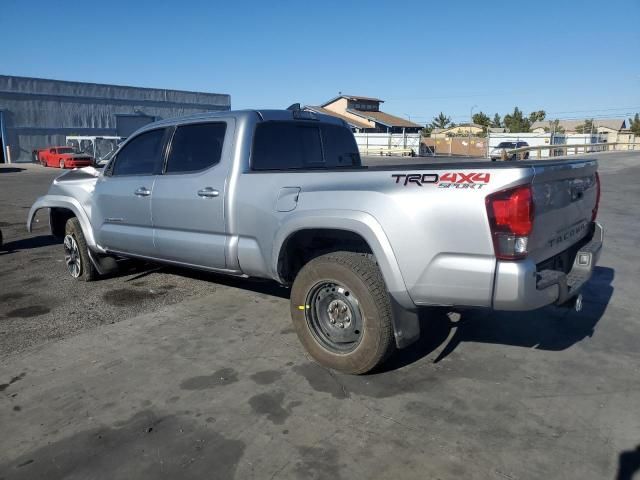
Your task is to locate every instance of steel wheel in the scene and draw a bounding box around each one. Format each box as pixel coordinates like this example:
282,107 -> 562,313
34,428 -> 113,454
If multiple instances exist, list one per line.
305,281 -> 364,353
63,234 -> 82,278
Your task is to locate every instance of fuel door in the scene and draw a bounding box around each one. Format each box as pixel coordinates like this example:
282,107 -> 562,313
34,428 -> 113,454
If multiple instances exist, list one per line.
276,187 -> 301,212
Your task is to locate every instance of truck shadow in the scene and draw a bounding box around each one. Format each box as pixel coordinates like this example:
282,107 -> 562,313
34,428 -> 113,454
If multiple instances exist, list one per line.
155,265 -> 291,299
113,261 -> 614,371
616,444 -> 640,480
383,266 -> 614,371
0,234 -> 59,255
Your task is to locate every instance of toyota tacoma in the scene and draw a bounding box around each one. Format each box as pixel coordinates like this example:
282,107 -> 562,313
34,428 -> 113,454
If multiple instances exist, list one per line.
27,108 -> 604,374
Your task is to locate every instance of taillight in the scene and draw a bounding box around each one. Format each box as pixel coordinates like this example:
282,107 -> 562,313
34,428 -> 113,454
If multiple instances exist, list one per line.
485,185 -> 534,260
591,172 -> 600,221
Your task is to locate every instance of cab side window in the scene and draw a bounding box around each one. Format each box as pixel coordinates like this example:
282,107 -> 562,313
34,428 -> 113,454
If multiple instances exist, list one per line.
111,129 -> 165,176
165,122 -> 227,174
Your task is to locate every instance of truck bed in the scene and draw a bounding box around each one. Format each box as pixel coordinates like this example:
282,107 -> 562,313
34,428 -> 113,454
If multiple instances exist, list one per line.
362,155 -> 593,170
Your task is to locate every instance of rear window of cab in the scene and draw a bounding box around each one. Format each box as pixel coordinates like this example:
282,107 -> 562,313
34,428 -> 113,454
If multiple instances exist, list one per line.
251,121 -> 361,171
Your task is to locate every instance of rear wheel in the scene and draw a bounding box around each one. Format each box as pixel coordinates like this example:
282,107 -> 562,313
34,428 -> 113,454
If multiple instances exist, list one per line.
64,218 -> 98,281
290,251 -> 395,374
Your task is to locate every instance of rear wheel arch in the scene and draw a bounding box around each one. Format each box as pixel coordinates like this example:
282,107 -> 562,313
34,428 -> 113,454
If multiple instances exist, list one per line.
277,228 -> 374,284
273,216 -> 408,297
275,217 -> 420,350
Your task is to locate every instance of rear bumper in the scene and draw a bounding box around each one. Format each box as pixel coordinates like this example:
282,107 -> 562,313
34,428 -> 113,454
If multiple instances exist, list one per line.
492,222 -> 603,310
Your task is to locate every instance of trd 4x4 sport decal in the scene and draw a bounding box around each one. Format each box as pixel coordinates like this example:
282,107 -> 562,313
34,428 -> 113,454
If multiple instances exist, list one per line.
392,172 -> 491,189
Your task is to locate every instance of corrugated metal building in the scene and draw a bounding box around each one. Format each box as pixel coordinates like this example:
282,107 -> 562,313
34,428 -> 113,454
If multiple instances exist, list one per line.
0,75 -> 231,163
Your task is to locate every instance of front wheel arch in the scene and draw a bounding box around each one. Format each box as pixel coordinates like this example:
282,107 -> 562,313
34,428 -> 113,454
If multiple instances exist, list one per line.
50,207 -> 76,238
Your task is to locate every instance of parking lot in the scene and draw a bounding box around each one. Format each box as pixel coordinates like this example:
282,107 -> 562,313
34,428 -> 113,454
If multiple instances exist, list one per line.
1,152 -> 639,479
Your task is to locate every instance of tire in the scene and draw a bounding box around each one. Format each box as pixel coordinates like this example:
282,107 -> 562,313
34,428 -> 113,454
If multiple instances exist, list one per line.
59,159 -> 65,169
64,218 -> 98,281
290,251 -> 395,374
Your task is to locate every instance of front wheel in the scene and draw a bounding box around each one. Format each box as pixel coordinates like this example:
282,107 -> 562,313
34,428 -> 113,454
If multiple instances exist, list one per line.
64,218 -> 98,281
290,251 -> 395,374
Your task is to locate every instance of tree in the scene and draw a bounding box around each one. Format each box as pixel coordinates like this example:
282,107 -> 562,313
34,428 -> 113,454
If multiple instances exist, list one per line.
544,119 -> 565,134
422,125 -> 433,137
430,112 -> 452,130
502,107 -> 546,133
575,119 -> 596,134
472,111 -> 491,128
529,110 -> 546,123
491,113 -> 502,128
503,107 -> 529,133
629,113 -> 640,136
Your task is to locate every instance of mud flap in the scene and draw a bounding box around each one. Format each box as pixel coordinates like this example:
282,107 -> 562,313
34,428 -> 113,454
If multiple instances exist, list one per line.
390,296 -> 420,349
87,250 -> 119,276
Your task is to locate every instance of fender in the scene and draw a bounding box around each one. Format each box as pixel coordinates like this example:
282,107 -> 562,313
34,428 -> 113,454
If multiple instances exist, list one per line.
272,209 -> 420,348
27,195 -> 104,253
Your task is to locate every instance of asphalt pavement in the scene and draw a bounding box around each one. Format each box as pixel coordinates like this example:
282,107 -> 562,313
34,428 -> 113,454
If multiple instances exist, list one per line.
0,152 -> 639,479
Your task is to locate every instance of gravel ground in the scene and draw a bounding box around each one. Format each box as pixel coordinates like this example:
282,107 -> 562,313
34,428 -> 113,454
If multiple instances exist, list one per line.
1,157 -> 481,356
0,164 -> 261,356
0,153 -> 639,479
0,152 -> 635,357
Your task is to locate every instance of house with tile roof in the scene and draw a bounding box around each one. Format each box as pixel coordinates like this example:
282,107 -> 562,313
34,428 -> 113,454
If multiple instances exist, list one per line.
305,94 -> 422,133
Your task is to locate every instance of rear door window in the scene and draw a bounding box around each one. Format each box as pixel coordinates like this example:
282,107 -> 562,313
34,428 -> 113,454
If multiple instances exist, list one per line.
111,128 -> 165,176
165,122 -> 227,174
252,122 -> 323,170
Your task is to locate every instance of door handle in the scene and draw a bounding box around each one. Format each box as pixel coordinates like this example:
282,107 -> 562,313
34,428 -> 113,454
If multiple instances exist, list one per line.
197,187 -> 219,198
134,187 -> 151,197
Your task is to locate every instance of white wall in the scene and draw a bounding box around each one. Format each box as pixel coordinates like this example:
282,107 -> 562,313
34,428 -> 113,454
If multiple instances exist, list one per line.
353,132 -> 421,155
487,132 -> 606,157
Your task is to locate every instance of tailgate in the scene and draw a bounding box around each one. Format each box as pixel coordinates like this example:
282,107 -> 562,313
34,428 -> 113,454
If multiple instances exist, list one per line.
528,159 -> 599,264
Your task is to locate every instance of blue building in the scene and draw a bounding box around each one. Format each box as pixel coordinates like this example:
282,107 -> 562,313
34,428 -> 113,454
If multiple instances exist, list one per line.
0,75 -> 230,163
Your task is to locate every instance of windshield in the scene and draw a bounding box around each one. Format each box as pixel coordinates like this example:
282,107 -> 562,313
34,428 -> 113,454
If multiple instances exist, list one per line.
496,142 -> 516,149
57,147 -> 75,154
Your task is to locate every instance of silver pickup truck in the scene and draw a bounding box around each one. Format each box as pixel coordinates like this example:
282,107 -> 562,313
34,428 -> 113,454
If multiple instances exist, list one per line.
27,109 -> 603,374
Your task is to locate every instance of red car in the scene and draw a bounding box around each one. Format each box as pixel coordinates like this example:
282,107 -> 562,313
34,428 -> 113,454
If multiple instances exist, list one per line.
37,147 -> 93,169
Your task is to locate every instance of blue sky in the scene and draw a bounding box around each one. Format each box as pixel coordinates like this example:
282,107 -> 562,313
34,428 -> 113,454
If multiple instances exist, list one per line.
1,0 -> 638,125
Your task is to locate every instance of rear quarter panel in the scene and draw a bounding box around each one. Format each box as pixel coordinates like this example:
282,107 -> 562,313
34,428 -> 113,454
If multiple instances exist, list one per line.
234,165 -> 531,307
